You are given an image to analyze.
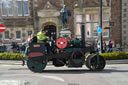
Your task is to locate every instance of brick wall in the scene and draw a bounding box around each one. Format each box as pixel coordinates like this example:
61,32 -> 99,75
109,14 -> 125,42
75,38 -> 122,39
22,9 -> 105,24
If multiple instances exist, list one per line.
111,0 -> 121,45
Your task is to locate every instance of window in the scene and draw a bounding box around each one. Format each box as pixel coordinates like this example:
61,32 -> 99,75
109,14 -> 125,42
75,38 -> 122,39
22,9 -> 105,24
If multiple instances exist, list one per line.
1,0 -> 14,16
17,0 -> 29,16
86,14 -> 99,37
102,23 -> 109,36
124,3 -> 127,6
8,0 -> 13,16
93,14 -> 99,21
1,0 -> 7,16
85,13 -> 109,38
17,0 -> 23,16
5,31 -> 10,39
86,23 -> 92,37
23,1 -> 29,16
93,23 -> 99,36
16,31 -> 21,39
75,15 -> 82,37
1,0 -> 29,17
86,14 -> 91,22
76,24 -> 81,35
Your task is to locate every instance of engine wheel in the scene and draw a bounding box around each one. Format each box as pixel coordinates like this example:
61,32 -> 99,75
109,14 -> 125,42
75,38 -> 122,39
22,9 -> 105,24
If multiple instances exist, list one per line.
70,50 -> 85,67
86,55 -> 106,71
27,59 -> 47,73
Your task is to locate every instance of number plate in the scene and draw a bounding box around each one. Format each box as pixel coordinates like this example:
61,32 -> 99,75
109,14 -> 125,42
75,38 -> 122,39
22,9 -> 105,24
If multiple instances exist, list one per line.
33,44 -> 40,47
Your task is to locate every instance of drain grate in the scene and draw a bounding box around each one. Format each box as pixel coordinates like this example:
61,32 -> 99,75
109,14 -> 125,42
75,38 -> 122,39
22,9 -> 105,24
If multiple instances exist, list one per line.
68,83 -> 79,85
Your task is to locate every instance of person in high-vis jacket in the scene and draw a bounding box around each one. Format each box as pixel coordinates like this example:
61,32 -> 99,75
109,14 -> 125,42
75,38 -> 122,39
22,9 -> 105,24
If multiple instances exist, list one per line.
22,29 -> 49,66
36,29 -> 50,54
36,30 -> 48,43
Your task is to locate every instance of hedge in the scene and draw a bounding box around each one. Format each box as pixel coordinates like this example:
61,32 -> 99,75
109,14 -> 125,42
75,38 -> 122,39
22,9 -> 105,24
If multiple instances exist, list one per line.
100,52 -> 128,60
0,52 -> 128,60
0,53 -> 24,60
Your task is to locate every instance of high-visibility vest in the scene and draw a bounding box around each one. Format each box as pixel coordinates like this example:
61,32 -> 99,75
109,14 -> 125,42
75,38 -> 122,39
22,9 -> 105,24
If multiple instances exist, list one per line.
36,31 -> 47,43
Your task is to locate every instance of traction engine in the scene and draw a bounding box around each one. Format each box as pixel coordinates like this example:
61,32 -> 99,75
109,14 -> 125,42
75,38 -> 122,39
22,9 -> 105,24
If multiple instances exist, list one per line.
26,37 -> 106,72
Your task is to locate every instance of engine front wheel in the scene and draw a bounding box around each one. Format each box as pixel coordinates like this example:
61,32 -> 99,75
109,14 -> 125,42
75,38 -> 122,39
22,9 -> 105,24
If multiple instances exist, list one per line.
85,55 -> 106,71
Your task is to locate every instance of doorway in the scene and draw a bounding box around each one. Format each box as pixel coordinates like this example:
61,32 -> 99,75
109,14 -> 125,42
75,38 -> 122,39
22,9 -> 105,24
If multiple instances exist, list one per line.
43,25 -> 56,40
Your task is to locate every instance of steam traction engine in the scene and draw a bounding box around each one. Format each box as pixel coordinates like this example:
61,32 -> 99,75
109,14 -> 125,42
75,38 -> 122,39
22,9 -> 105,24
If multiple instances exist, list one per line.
26,37 -> 106,72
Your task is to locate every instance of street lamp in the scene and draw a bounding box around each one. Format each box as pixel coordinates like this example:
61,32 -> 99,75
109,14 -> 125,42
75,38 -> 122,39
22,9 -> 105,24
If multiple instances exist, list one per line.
99,0 -> 103,53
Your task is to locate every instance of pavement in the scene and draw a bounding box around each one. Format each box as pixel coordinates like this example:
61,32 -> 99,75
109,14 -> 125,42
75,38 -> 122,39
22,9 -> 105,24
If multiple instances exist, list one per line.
0,59 -> 128,65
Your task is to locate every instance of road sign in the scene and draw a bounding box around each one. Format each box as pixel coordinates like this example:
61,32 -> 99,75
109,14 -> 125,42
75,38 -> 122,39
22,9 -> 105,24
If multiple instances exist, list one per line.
97,26 -> 102,34
0,24 -> 6,32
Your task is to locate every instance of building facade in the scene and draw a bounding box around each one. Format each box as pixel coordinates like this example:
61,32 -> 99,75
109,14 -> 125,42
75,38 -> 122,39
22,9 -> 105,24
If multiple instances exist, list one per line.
121,0 -> 128,48
0,0 -> 34,44
0,0 -> 123,48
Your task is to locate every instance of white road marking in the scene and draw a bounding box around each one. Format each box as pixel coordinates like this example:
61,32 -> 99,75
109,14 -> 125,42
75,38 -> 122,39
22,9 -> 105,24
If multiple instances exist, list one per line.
0,65 -> 13,66
0,80 -> 29,85
2,74 -> 64,82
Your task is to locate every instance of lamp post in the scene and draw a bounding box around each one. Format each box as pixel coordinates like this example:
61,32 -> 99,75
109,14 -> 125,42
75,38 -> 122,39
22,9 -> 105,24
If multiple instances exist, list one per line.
99,0 -> 103,53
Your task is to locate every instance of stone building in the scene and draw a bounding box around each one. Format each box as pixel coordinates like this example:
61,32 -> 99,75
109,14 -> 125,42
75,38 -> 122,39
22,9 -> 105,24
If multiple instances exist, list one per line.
0,0 -> 35,44
121,0 -> 128,48
0,0 -> 123,48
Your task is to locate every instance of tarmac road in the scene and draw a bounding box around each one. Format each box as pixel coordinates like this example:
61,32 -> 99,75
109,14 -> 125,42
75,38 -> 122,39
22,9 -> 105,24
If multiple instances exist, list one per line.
0,60 -> 128,85
0,59 -> 128,65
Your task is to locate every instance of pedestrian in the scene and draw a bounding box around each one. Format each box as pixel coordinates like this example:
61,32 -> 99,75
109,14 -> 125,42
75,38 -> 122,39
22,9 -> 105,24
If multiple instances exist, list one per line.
103,40 -> 107,53
27,34 -> 32,43
20,43 -> 26,54
97,40 -> 100,53
107,40 -> 113,53
0,43 -> 6,53
11,39 -> 18,53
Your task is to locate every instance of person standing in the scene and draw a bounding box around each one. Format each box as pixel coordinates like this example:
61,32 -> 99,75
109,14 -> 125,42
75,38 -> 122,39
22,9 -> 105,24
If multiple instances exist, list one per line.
103,41 -> 107,53
96,40 -> 100,53
0,43 -> 6,53
107,40 -> 113,53
20,43 -> 26,54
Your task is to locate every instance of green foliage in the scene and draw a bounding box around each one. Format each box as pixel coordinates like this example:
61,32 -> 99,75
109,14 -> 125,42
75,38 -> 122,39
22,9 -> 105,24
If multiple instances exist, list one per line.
0,53 -> 24,60
100,52 -> 128,60
0,52 -> 128,60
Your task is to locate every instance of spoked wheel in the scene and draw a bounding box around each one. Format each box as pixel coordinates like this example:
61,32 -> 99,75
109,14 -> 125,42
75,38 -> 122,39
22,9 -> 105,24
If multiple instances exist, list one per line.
27,59 -> 47,73
86,55 -> 106,71
70,50 -> 85,67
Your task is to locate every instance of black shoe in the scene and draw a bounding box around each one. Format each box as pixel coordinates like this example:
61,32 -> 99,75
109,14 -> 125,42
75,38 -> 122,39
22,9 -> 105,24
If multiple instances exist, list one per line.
22,59 -> 25,66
